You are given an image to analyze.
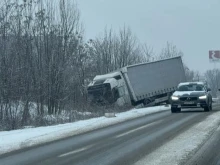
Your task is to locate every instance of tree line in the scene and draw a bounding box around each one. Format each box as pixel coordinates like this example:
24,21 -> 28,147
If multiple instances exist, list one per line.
0,0 -> 206,130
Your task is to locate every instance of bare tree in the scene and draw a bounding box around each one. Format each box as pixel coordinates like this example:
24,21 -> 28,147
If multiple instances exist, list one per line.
205,69 -> 220,97
0,0 -> 88,130
91,26 -> 143,75
117,26 -> 143,67
159,42 -> 183,59
193,71 -> 202,81
142,43 -> 154,62
184,66 -> 195,82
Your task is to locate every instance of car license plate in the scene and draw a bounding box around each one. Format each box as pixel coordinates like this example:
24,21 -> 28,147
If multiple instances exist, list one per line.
184,101 -> 194,105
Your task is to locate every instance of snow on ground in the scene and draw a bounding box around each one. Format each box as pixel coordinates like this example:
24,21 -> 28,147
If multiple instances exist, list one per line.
135,110 -> 220,165
213,97 -> 220,103
0,105 -> 170,155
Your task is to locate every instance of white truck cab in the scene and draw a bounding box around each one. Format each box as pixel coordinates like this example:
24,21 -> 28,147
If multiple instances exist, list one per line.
87,71 -> 131,106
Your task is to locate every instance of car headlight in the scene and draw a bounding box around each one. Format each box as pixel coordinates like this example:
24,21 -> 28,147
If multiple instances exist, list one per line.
171,96 -> 179,101
199,95 -> 207,99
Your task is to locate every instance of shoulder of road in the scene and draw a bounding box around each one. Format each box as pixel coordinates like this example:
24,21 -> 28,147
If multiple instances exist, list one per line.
0,105 -> 169,155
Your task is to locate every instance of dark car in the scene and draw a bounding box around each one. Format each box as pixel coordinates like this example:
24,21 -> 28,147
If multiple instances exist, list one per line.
171,82 -> 212,113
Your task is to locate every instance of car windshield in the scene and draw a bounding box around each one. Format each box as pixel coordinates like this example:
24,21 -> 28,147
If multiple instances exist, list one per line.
177,84 -> 204,91
88,83 -> 114,104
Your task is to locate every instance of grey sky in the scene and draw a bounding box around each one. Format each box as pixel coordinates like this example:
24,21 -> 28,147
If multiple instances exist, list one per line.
77,0 -> 220,73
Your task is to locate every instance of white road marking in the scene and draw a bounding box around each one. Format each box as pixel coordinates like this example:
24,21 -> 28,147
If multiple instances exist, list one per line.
58,144 -> 94,158
115,120 -> 162,138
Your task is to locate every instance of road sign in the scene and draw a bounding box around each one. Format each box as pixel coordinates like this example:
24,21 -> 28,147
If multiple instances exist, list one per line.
209,50 -> 220,62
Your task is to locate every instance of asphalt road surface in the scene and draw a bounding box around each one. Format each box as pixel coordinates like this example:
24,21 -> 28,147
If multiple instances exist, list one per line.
1,105 -> 220,165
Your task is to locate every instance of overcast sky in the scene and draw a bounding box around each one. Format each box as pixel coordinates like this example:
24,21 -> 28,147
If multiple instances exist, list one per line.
76,0 -> 220,73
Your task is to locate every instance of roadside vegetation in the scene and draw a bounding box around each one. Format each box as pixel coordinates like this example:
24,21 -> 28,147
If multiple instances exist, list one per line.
0,0 -> 217,131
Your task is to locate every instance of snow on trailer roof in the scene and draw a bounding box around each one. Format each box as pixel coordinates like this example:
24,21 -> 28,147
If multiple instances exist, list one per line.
94,72 -> 120,81
125,56 -> 182,68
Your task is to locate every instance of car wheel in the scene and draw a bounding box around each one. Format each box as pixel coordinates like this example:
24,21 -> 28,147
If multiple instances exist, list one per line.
210,102 -> 212,111
171,107 -> 177,113
177,108 -> 181,112
204,106 -> 210,112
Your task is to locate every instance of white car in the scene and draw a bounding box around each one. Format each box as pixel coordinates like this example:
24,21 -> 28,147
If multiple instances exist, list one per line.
171,82 -> 212,113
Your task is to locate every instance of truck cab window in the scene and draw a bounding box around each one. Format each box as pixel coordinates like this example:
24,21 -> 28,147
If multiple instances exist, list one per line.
94,79 -> 106,85
114,75 -> 121,80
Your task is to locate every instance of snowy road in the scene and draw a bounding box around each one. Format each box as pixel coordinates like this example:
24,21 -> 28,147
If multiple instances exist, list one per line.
1,105 -> 220,165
